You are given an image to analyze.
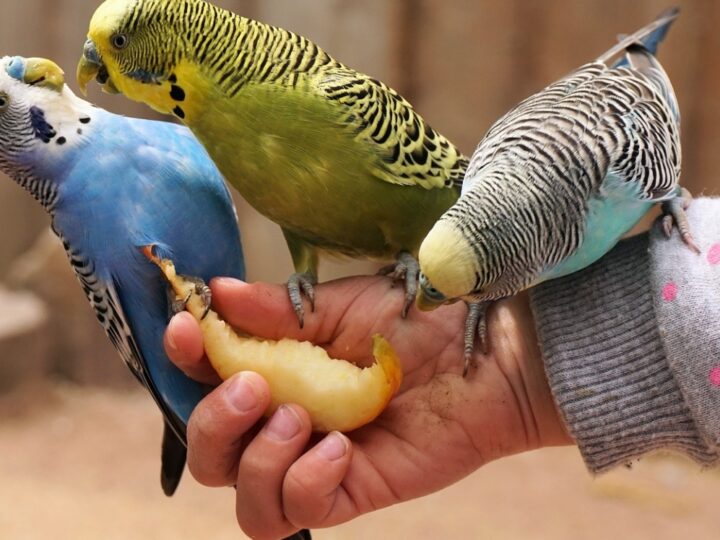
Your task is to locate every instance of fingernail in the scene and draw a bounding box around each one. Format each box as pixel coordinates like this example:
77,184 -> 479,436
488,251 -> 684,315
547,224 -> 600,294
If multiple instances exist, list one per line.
316,432 -> 348,461
225,373 -> 261,413
264,405 -> 302,441
166,317 -> 179,352
211,277 -> 246,288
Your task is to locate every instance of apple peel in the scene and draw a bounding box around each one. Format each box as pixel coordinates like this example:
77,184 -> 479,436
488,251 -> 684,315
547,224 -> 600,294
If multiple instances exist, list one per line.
146,249 -> 403,432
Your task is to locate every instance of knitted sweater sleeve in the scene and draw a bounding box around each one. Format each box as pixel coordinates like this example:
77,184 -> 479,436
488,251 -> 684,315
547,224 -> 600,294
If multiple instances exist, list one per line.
530,198 -> 720,472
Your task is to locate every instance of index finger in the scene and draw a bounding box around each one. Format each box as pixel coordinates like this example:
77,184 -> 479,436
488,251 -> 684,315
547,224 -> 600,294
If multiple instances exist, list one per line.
208,276 -> 394,344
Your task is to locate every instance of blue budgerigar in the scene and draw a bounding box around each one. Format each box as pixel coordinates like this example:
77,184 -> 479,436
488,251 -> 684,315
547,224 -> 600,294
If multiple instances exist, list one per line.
0,56 -> 245,494
417,8 -> 697,374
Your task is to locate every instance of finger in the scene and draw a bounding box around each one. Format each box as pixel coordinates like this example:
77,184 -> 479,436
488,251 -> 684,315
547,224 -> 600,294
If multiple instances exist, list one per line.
187,372 -> 270,487
164,312 -> 221,385
283,432 -> 354,529
210,277 -> 381,342
234,404 -> 313,540
210,277 -> 327,341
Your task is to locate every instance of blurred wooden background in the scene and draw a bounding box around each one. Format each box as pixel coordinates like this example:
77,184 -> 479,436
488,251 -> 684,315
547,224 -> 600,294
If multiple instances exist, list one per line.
0,0 -> 718,388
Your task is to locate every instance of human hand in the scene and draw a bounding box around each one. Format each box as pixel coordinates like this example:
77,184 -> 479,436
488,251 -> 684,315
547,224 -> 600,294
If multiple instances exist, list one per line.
164,276 -> 571,539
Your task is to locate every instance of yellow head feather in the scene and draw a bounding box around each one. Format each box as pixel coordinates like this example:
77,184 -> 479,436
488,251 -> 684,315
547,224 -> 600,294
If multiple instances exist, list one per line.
418,220 -> 477,300
80,0 -> 196,117
88,0 -> 135,32
79,0 -> 136,96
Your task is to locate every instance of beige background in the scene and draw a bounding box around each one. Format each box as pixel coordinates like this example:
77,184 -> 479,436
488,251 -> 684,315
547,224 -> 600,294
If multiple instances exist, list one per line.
1,1 -> 719,538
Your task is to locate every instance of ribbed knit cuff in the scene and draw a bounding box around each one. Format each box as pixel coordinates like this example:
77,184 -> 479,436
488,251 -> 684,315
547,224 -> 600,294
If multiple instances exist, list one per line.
531,234 -> 719,473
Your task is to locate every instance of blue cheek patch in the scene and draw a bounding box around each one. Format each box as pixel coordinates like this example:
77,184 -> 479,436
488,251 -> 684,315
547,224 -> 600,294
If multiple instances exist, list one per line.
5,56 -> 26,82
127,69 -> 162,84
29,106 -> 57,143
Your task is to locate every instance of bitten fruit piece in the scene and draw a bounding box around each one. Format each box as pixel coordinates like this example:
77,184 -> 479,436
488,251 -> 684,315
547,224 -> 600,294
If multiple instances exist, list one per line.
146,248 -> 403,432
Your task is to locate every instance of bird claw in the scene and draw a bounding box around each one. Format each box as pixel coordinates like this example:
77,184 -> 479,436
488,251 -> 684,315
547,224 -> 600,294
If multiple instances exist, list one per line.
377,251 -> 419,318
168,288 -> 188,316
197,284 -> 212,320
175,274 -> 212,320
660,188 -> 701,254
287,272 -> 317,329
463,301 -> 490,377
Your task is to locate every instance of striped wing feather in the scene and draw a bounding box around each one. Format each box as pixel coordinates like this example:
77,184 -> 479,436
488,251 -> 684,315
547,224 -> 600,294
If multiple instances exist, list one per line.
117,1 -> 468,192
466,62 -> 680,201
58,230 -> 186,439
317,68 -> 468,190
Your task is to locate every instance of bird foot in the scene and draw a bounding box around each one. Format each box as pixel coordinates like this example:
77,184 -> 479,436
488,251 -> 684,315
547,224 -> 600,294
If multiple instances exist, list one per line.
141,244 -> 211,320
660,188 -> 701,254
377,251 -> 419,318
287,272 -> 317,329
463,301 -> 491,377
173,274 -> 212,320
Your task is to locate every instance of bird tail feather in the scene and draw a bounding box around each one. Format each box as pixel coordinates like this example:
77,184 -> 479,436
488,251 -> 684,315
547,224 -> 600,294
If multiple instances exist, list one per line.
598,7 -> 679,65
160,421 -> 187,496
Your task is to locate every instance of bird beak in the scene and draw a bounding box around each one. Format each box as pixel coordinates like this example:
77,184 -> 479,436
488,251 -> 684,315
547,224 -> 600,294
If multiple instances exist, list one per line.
23,58 -> 65,92
415,289 -> 445,312
77,38 -> 118,95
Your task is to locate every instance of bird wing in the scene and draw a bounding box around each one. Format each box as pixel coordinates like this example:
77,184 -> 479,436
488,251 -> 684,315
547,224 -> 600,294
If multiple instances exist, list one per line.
317,68 -> 468,190
58,229 -> 187,441
604,45 -> 681,201
465,60 -> 680,202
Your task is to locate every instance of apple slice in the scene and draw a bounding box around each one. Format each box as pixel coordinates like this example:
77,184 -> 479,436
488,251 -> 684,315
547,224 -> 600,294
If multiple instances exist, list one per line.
145,248 -> 403,433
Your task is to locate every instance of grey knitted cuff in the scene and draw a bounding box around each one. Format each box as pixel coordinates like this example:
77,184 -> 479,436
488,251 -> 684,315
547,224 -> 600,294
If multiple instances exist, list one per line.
531,234 -> 719,473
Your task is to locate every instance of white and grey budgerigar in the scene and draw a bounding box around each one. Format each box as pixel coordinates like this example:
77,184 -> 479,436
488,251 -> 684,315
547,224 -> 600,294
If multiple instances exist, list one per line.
417,8 -> 697,375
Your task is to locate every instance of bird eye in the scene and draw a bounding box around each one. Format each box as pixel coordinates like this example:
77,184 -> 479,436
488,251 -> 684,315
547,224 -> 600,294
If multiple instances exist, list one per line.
425,286 -> 446,302
0,93 -> 9,113
420,273 -> 445,301
111,33 -> 129,49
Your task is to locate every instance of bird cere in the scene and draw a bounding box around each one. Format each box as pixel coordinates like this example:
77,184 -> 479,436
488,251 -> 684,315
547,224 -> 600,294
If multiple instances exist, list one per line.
0,0 -> 699,517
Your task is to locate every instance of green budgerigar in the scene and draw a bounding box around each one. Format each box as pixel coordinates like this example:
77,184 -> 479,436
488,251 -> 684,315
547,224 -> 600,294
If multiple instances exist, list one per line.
77,0 -> 468,325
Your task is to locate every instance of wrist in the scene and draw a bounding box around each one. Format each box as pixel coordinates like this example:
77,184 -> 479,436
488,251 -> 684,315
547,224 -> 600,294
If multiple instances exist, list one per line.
488,294 -> 573,454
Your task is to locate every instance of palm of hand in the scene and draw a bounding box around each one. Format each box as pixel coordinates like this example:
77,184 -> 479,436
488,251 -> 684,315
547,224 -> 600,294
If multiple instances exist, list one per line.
203,275 -> 563,521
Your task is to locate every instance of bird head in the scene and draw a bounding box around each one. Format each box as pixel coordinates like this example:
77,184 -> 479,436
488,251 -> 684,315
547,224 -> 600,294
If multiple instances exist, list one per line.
77,0 -> 187,116
0,56 -> 93,181
416,219 -> 478,311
